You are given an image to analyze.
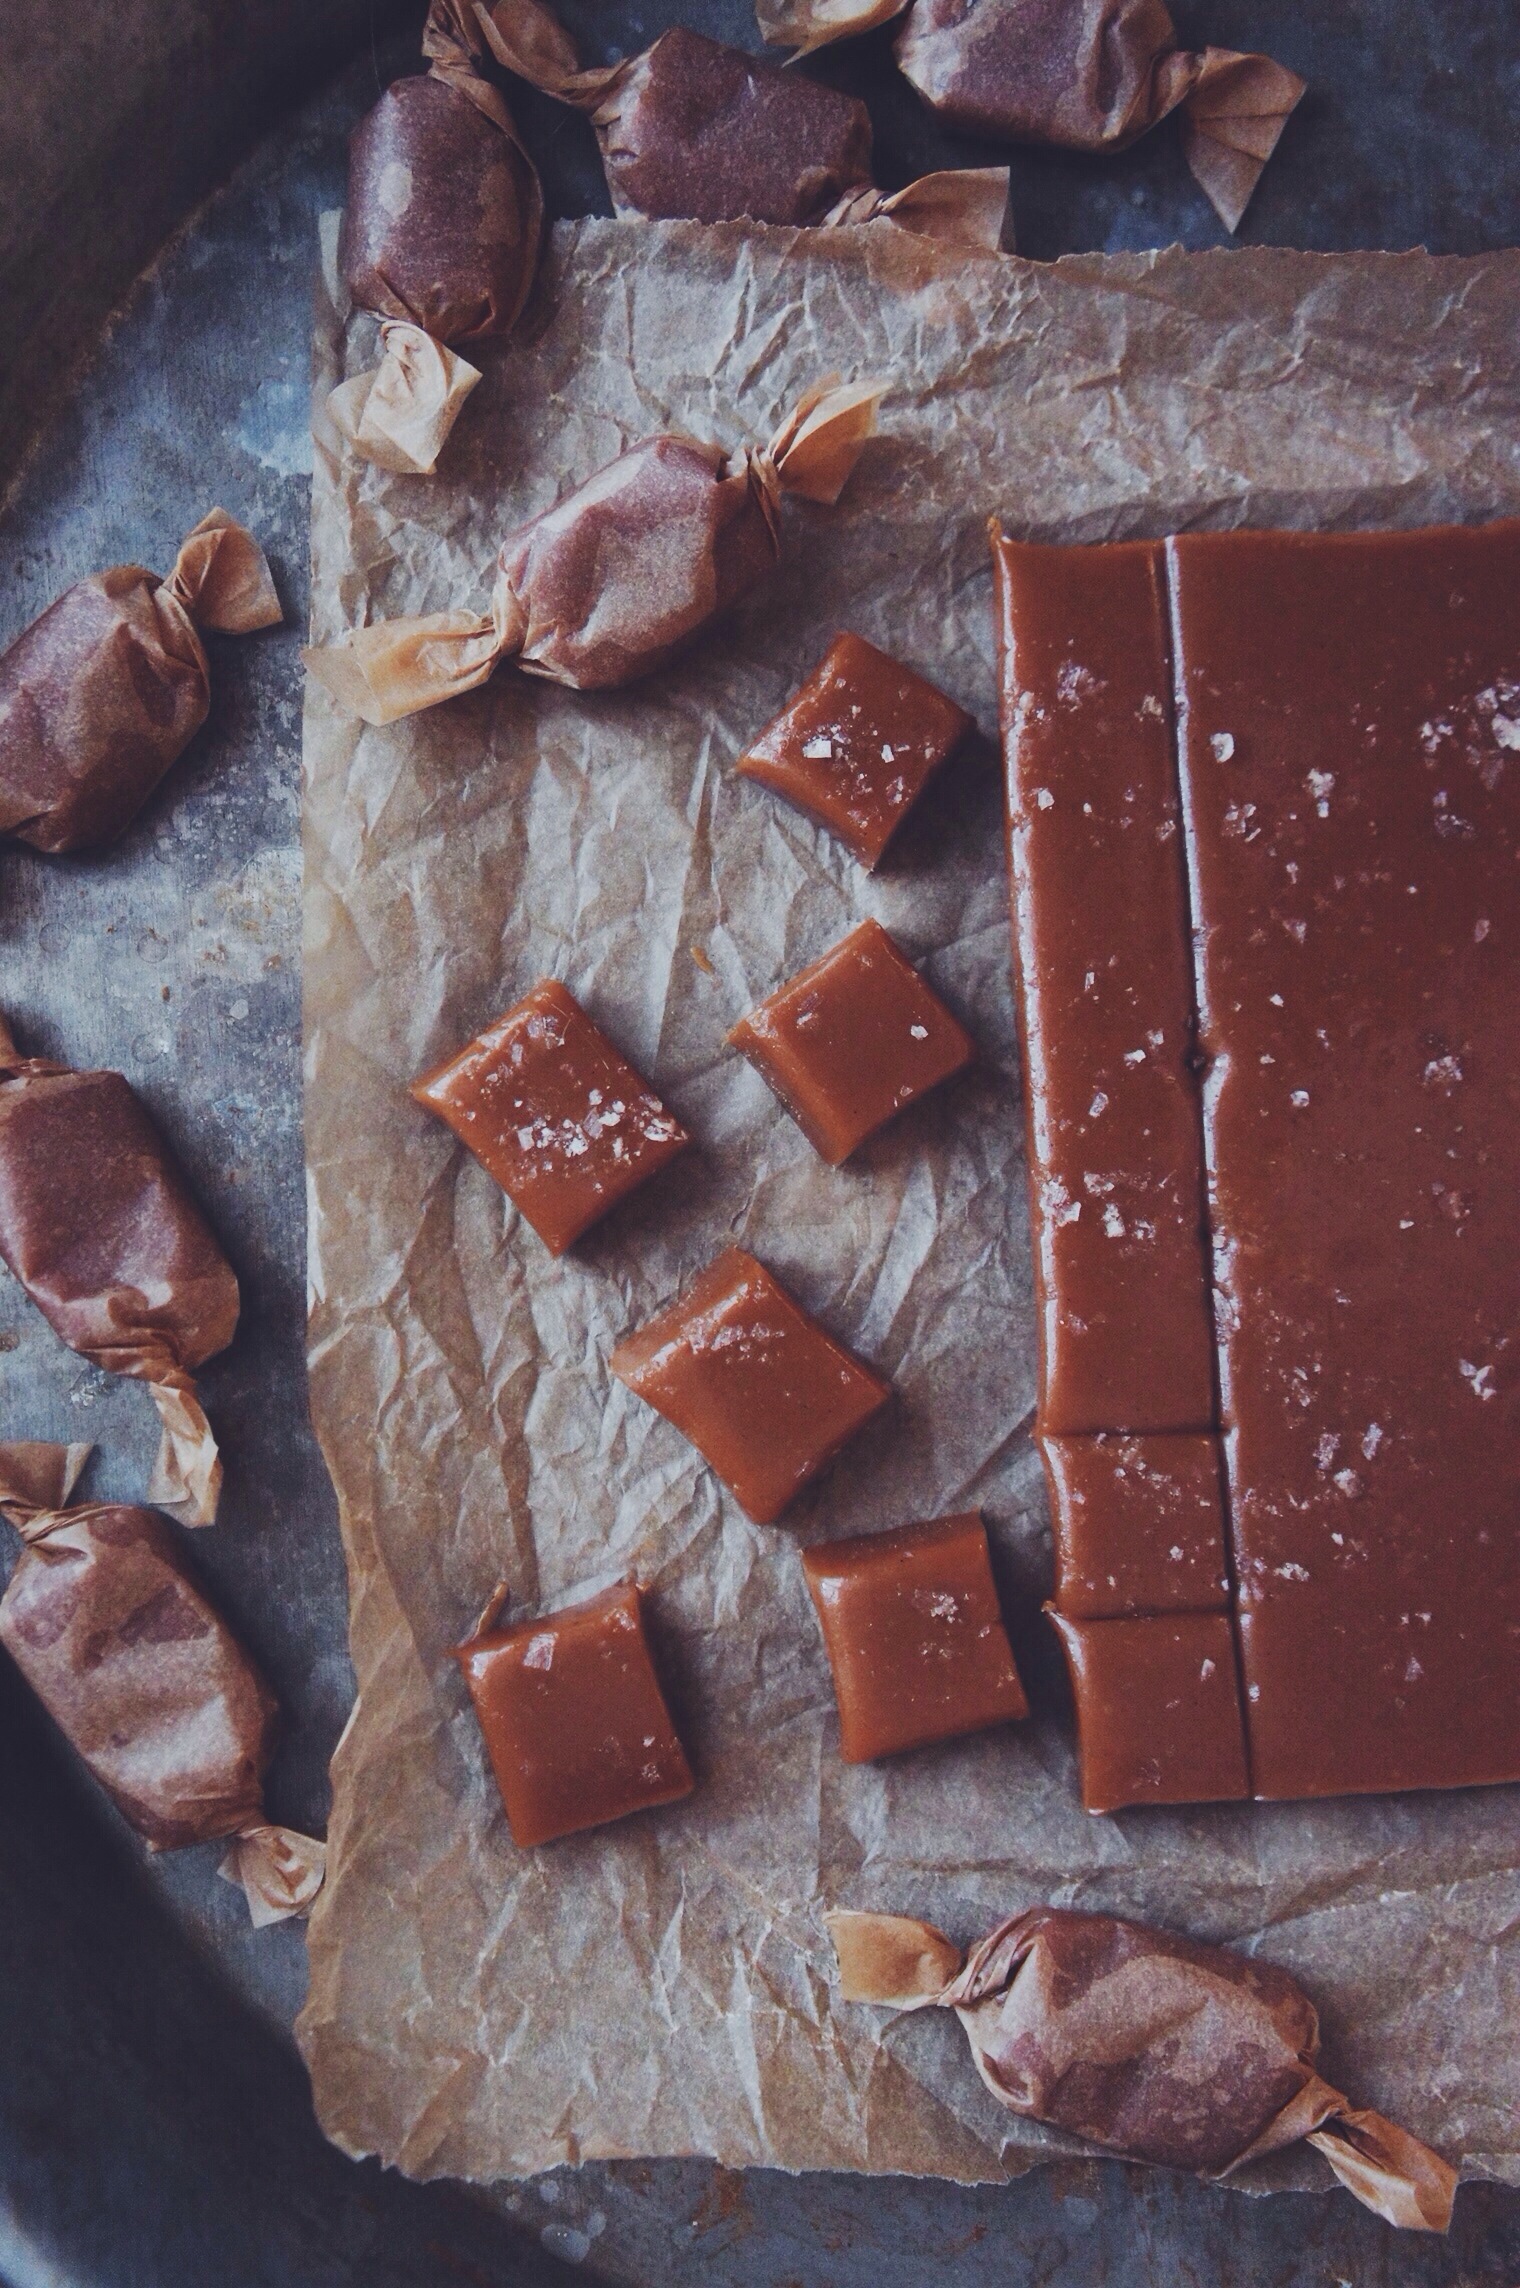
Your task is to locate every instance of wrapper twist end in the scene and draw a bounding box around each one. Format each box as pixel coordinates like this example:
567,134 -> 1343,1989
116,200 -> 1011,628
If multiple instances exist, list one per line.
824,169 -> 1011,253
328,323 -> 483,477
1306,2109 -> 1458,2234
147,1380 -> 222,1528
756,0 -> 907,54
1180,52 -> 1306,231
219,1823 -> 328,1927
0,1440 -> 95,1520
303,609 -> 503,726
165,510 -> 283,635
763,375 -> 886,506
826,1909 -> 964,2006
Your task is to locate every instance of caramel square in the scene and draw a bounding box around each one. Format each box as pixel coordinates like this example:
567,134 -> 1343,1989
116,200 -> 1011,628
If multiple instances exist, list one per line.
803,1512 -> 1028,1762
609,1246 -> 890,1524
455,1582 -> 694,1847
727,919 -> 974,1165
412,978 -> 688,1255
1047,1610 -> 1249,1813
737,632 -> 972,868
1044,1434 -> 1230,1619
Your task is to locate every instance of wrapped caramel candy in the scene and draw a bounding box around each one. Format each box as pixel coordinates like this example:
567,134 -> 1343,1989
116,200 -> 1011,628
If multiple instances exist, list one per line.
830,1905 -> 1458,2229
304,375 -> 883,722
758,0 -> 1305,232
329,0 -> 545,475
474,0 -> 1010,246
0,1443 -> 324,1926
0,511 -> 280,855
0,1019 -> 238,1526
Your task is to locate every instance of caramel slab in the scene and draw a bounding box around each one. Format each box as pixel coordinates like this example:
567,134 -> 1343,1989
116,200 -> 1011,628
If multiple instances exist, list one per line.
737,632 -> 972,868
609,1246 -> 890,1524
803,1512 -> 1028,1762
728,918 -> 974,1165
412,979 -> 687,1254
456,1582 -> 693,1847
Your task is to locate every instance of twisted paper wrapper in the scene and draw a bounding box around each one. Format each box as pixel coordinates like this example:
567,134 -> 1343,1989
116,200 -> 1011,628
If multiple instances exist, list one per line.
0,1444 -> 325,1926
757,0 -> 1304,232
0,1017 -> 239,1525
829,1906 -> 1458,2230
305,375 -> 884,722
0,510 -> 279,854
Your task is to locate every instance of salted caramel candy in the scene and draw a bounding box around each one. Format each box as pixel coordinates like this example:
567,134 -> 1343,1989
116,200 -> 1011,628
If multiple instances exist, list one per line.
412,980 -> 688,1255
737,631 -> 973,867
609,1246 -> 891,1525
1043,1433 -> 1229,1619
1046,1609 -> 1250,1812
727,918 -> 975,1165
803,1512 -> 1028,1761
455,1581 -> 693,1847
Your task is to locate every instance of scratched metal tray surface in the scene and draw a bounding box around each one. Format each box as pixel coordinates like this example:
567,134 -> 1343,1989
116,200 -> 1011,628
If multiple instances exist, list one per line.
0,3 -> 1517,2282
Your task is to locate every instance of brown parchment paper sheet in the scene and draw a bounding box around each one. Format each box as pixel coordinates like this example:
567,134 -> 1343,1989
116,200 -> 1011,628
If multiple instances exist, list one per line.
298,215 -> 1520,2189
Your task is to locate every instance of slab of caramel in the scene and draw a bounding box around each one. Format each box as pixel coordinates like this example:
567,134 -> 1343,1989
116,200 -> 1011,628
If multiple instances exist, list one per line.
456,1582 -> 693,1847
802,1512 -> 1027,1761
737,632 -> 972,868
994,536 -> 1215,1434
609,1246 -> 890,1524
1169,520 -> 1520,1799
412,980 -> 687,1255
727,918 -> 974,1165
1044,1434 -> 1229,1620
1046,1610 -> 1250,1813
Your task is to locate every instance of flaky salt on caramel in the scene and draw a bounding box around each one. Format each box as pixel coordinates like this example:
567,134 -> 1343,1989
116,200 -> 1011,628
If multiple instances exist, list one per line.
0,511 -> 280,855
329,0 -> 546,476
0,1019 -> 238,1526
828,1905 -> 1457,2230
455,1580 -> 694,1846
803,1512 -> 1027,1760
728,918 -> 975,1164
738,632 -> 973,867
758,0 -> 1305,232
610,1246 -> 891,1525
0,1443 -> 324,1926
412,979 -> 688,1254
305,376 -> 883,722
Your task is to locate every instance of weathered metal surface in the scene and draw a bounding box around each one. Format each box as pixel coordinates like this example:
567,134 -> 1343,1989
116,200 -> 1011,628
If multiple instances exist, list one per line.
1,6 -> 1518,2281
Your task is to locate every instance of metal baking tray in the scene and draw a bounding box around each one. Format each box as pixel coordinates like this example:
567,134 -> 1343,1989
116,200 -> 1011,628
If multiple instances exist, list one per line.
2,2 -> 1518,2279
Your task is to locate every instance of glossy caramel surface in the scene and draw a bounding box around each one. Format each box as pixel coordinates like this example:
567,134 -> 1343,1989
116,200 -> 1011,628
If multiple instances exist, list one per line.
995,535 -> 1215,1434
1047,1610 -> 1250,1813
1171,521 -> 1520,1799
737,632 -> 972,868
1044,1434 -> 1229,1620
455,1582 -> 693,1848
412,978 -> 687,1255
609,1246 -> 890,1524
727,918 -> 974,1165
803,1512 -> 1027,1762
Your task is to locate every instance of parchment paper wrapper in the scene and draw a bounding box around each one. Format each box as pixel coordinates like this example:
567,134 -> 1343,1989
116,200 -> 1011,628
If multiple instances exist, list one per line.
0,509 -> 280,854
757,0 -> 1305,232
474,0 -> 1010,248
829,1908 -> 1459,2228
299,217 -> 1520,2188
329,0 -> 545,476
0,1018 -> 239,1525
0,1443 -> 325,1925
304,375 -> 883,718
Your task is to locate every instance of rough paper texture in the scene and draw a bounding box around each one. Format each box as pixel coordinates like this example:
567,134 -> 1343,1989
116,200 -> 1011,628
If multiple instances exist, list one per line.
299,216 -> 1520,2188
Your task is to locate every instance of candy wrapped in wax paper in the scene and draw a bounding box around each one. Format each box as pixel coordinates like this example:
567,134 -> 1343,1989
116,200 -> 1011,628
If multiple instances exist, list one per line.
0,511 -> 279,854
0,1443 -> 325,1925
0,1018 -> 239,1526
829,1905 -> 1458,2229
304,375 -> 883,721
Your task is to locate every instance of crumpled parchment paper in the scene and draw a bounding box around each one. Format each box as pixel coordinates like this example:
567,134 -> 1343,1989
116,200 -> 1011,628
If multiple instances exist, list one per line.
298,212 -> 1520,2189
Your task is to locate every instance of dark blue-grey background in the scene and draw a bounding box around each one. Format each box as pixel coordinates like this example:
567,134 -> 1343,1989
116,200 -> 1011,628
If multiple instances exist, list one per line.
0,3 -> 1517,2280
